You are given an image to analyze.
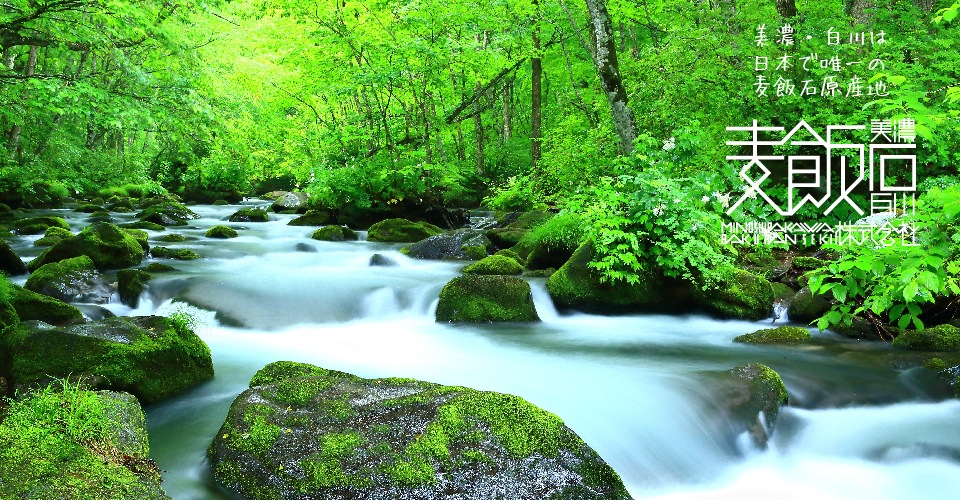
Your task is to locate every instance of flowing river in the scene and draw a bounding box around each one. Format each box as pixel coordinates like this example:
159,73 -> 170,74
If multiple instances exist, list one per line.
10,202 -> 960,499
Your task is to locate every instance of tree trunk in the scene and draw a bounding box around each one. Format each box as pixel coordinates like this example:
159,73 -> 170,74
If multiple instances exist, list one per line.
9,45 -> 38,158
502,75 -> 513,141
845,0 -> 872,25
585,0 -> 638,155
531,0 -> 543,168
775,0 -> 797,17
474,81 -> 485,176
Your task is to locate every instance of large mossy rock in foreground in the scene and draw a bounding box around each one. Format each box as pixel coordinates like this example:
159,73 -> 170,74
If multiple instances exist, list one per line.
24,255 -> 102,302
692,268 -> 775,320
436,275 -> 539,322
734,325 -> 811,344
892,324 -> 960,351
401,228 -> 491,260
366,218 -> 443,243
0,386 -> 168,499
27,222 -> 145,271
8,284 -> 83,324
208,361 -> 630,500
546,242 -> 685,314
0,316 -> 213,403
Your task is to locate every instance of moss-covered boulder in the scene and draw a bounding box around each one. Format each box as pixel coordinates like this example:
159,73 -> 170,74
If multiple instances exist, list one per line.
0,202 -> 15,221
8,284 -> 83,324
462,255 -> 523,275
151,246 -> 200,260
25,255 -> 102,303
517,214 -> 586,270
892,324 -> 960,351
135,202 -> 199,226
0,316 -> 214,403
787,286 -> 832,324
0,385 -> 169,499
312,225 -> 359,242
145,263 -> 177,273
107,198 -> 135,212
792,256 -> 828,271
119,221 -> 166,231
28,222 -> 145,271
367,218 -> 443,243
208,361 -> 630,500
271,191 -> 308,213
289,209 -> 333,226
711,364 -> 788,448
34,226 -> 74,247
118,269 -> 151,307
401,228 -> 490,260
546,242 -> 685,314
158,233 -> 186,242
74,203 -> 103,213
734,326 -> 812,344
494,248 -> 524,266
11,216 -> 70,235
229,207 -> 270,222
369,253 -> 397,267
123,228 -> 150,252
0,240 -> 27,276
206,225 -> 239,239
436,275 -> 539,322
692,269 -> 774,320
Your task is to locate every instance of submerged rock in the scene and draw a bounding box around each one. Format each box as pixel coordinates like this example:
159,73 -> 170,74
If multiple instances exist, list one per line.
369,253 -> 397,267
436,275 -> 539,322
734,325 -> 812,344
0,386 -> 169,499
208,361 -> 630,500
367,218 -> 443,243
229,207 -> 270,223
118,269 -> 151,307
0,316 -> 214,403
28,222 -> 145,271
462,255 -> 523,275
401,228 -> 490,260
311,225 -> 359,242
713,364 -> 789,449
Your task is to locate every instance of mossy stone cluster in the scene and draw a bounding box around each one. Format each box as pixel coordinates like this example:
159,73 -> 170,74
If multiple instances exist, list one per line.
229,207 -> 270,222
436,275 -> 539,322
312,225 -> 359,242
0,315 -> 214,403
734,325 -> 811,344
462,255 -> 523,275
135,201 -> 198,226
367,218 -> 443,243
7,284 -> 83,324
11,216 -> 70,235
486,211 -> 553,248
892,324 -> 960,351
208,361 -> 630,500
0,385 -> 169,498
122,228 -> 150,252
34,226 -> 74,247
206,225 -> 239,238
792,256 -> 828,271
28,222 -> 145,271
158,233 -> 186,242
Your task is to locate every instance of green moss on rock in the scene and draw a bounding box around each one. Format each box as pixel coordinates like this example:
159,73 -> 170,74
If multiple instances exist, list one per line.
787,286 -> 832,324
311,225 -> 359,242
692,268 -> 774,320
145,263 -> 177,273
8,284 -> 83,324
719,364 -> 788,448
402,229 -> 491,260
0,240 -> 27,275
12,216 -> 70,235
892,324 -> 960,352
119,221 -> 166,231
25,255 -> 98,302
494,249 -> 524,265
229,207 -> 269,223
0,315 -> 214,403
734,325 -> 811,344
436,275 -> 539,322
367,218 -> 443,243
206,225 -> 239,239
792,256 -> 827,271
289,210 -> 333,226
462,255 -> 523,275
158,233 -> 186,242
208,361 -> 630,499
0,383 -> 169,499
122,228 -> 150,252
151,246 -> 200,260
117,269 -> 151,307
28,222 -> 144,271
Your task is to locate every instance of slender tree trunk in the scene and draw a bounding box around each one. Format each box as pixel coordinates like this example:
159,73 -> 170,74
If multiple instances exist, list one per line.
502,75 -> 513,141
531,0 -> 543,168
9,45 -> 38,158
585,0 -> 638,155
474,82 -> 485,175
845,0 -> 872,24
776,0 -> 797,17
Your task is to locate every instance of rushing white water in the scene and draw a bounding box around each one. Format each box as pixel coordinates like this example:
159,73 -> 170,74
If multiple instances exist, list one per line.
9,203 -> 960,499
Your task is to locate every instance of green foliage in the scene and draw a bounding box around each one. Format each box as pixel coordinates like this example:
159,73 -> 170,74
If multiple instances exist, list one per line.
808,186 -> 960,336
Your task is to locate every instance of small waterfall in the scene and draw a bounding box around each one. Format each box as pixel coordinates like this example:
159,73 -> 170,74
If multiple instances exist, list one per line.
528,279 -> 560,322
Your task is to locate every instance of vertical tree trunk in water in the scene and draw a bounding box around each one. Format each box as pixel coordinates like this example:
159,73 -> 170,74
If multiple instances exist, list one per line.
474,82 -> 485,175
531,0 -> 542,169
585,0 -> 638,155
9,45 -> 38,159
776,0 -> 797,18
